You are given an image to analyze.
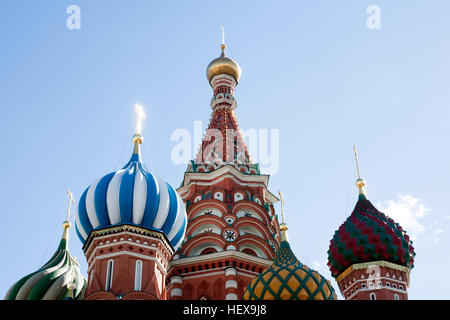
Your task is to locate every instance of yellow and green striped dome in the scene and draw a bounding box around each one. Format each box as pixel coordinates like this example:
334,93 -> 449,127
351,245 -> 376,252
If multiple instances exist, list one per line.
243,241 -> 337,300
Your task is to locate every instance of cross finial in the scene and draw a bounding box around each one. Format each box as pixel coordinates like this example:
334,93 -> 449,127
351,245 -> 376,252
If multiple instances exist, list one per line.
134,103 -> 146,136
220,25 -> 226,55
278,190 -> 285,224
353,145 -> 361,180
220,25 -> 225,45
352,145 -> 367,197
66,189 -> 75,222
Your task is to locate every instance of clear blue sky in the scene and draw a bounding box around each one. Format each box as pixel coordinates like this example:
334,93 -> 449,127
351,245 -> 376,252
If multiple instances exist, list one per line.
1,0 -> 449,299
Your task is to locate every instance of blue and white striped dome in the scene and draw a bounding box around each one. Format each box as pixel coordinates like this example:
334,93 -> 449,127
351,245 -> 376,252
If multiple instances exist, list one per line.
75,139 -> 187,251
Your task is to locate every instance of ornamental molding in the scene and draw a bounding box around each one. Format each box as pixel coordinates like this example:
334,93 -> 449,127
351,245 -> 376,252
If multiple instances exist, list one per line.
168,249 -> 272,271
336,260 -> 411,284
178,165 -> 278,203
86,250 -> 167,276
83,224 -> 174,256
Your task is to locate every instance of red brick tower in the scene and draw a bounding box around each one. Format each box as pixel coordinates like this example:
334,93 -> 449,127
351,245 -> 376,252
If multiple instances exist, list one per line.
166,42 -> 281,300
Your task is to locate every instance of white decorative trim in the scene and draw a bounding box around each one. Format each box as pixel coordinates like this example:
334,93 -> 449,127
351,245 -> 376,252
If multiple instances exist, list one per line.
225,268 -> 237,277
171,288 -> 183,297
87,250 -> 167,275
342,276 -> 408,294
178,166 -> 279,203
169,249 -> 272,269
86,240 -> 166,266
170,276 -> 183,285
226,280 -> 237,289
181,270 -> 227,280
226,293 -> 238,300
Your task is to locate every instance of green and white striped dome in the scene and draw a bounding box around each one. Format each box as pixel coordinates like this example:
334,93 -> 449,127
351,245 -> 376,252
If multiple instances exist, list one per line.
4,221 -> 87,300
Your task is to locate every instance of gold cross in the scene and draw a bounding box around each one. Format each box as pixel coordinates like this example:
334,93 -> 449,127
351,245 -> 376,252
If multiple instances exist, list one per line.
278,190 -> 285,224
66,189 -> 75,222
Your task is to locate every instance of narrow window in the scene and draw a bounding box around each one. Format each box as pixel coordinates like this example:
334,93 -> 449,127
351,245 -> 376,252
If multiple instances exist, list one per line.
105,259 -> 114,291
134,260 -> 143,291
394,294 -> 400,300
370,292 -> 376,300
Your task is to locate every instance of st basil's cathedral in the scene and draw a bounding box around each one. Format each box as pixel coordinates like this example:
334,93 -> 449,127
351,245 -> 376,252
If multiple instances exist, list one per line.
4,39 -> 415,301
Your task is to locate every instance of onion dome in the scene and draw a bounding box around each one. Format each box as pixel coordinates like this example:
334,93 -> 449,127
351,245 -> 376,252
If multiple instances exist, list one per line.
75,134 -> 187,251
327,190 -> 415,278
206,43 -> 242,83
5,210 -> 87,300
243,194 -> 337,300
327,148 -> 415,278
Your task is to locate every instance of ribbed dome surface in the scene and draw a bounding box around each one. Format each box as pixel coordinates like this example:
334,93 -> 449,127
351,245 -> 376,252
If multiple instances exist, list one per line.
5,232 -> 86,300
206,47 -> 241,83
327,196 -> 415,278
75,144 -> 187,251
243,241 -> 337,300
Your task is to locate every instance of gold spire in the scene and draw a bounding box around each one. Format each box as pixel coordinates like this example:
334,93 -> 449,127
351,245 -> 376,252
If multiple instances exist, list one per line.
353,145 -> 366,197
278,190 -> 289,242
62,189 -> 75,240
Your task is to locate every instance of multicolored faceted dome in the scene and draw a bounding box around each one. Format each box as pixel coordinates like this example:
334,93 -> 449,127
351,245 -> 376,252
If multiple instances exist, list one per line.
243,225 -> 337,300
75,135 -> 187,251
5,220 -> 87,300
327,192 -> 416,278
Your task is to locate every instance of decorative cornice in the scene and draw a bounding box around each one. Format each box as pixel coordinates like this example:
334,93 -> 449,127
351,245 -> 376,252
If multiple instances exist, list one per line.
83,224 -> 174,256
168,249 -> 272,271
336,260 -> 411,284
178,165 -> 279,204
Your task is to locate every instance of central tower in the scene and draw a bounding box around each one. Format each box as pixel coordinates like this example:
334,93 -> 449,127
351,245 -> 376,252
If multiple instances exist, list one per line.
166,41 -> 281,300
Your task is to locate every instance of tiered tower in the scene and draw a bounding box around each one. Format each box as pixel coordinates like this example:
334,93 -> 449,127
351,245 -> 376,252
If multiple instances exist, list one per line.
166,41 -> 281,300
327,147 -> 415,300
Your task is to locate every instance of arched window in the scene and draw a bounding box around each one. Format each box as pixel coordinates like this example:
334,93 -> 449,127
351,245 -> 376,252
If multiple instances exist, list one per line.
134,260 -> 143,291
370,292 -> 376,300
200,248 -> 218,255
392,283 -> 397,289
234,193 -> 244,202
214,192 -> 224,201
242,248 -> 257,256
105,259 -> 114,291
394,294 -> 400,300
